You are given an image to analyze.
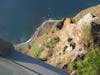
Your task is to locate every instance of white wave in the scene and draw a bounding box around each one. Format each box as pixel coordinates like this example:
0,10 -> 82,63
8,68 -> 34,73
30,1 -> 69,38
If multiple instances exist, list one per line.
14,19 -> 62,48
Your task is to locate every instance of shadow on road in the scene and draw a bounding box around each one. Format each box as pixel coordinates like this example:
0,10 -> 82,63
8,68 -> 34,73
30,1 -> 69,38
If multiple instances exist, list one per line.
0,38 -> 69,75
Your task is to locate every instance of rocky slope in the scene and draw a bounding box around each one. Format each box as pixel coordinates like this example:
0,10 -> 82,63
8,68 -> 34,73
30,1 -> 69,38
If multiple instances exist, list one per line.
15,4 -> 100,75
73,4 -> 100,21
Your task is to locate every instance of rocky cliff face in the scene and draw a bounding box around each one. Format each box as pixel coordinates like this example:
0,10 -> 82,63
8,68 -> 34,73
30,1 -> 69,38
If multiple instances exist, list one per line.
15,4 -> 100,75
47,13 -> 94,65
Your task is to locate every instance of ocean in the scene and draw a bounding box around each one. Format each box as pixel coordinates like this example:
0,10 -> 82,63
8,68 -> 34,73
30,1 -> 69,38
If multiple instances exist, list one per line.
0,0 -> 100,44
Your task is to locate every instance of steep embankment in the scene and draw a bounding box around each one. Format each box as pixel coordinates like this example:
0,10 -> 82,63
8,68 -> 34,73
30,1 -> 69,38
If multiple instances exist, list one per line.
15,4 -> 100,75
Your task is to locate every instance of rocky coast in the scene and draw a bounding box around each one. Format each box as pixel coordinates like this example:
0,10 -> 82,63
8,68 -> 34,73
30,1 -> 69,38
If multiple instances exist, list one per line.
15,4 -> 100,75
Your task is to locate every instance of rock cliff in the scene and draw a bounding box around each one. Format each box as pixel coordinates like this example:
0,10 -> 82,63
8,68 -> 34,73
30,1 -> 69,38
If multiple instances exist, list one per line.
15,4 -> 100,75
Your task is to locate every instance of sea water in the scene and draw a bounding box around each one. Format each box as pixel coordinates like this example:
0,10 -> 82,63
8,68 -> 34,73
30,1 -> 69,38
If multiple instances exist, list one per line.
0,0 -> 99,44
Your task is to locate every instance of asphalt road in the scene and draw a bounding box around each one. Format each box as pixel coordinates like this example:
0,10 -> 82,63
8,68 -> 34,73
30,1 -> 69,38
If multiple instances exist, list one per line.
0,49 -> 69,75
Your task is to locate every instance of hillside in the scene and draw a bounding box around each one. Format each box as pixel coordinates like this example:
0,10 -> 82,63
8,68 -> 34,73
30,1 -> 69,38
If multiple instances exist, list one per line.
15,4 -> 100,75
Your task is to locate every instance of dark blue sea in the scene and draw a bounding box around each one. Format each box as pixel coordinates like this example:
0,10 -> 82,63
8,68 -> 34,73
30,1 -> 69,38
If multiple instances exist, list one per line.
0,0 -> 100,44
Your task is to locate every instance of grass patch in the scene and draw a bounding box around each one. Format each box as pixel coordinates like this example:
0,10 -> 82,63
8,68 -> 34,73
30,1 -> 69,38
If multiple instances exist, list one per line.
30,47 -> 44,58
44,36 -> 60,48
79,25 -> 94,48
71,18 -> 77,23
63,47 -> 100,75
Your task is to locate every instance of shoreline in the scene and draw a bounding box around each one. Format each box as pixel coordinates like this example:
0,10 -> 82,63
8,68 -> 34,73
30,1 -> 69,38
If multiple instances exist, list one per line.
14,19 -> 63,49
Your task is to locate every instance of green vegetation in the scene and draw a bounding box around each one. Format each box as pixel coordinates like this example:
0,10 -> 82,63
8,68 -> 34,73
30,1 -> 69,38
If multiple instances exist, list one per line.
29,36 -> 60,58
79,25 -> 94,48
64,47 -> 100,75
44,36 -> 60,48
71,18 -> 76,23
51,21 -> 63,33
30,47 -> 44,58
67,62 -> 75,72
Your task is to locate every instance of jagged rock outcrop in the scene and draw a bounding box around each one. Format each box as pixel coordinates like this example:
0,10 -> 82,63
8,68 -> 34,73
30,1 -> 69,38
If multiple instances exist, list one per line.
63,18 -> 71,29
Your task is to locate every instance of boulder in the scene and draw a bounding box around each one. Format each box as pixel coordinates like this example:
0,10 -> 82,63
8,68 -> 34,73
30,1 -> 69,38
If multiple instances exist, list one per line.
63,18 -> 71,29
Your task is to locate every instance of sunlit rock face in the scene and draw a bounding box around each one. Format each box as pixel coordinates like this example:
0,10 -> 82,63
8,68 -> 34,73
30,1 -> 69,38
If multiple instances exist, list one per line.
47,13 -> 95,66
63,18 -> 71,29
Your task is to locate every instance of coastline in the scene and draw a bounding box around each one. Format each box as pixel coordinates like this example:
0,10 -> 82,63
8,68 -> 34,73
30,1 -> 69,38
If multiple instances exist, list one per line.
14,4 -> 100,51
14,19 -> 63,49
10,4 -> 100,75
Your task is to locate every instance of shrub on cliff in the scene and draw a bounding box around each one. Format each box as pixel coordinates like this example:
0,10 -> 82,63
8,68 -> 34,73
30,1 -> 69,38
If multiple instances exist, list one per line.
76,47 -> 100,75
30,47 -> 44,58
63,47 -> 100,75
79,25 -> 94,48
45,36 -> 60,48
51,21 -> 63,33
71,18 -> 76,23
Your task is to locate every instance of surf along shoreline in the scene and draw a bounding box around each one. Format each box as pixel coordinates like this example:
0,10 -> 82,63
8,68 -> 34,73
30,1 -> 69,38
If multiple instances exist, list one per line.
14,19 -> 63,49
